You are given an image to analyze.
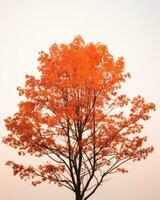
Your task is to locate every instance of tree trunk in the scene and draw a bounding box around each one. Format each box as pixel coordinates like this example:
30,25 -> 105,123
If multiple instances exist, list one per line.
75,193 -> 83,200
75,196 -> 82,200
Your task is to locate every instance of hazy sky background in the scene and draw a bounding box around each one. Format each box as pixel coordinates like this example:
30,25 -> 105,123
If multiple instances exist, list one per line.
0,0 -> 160,200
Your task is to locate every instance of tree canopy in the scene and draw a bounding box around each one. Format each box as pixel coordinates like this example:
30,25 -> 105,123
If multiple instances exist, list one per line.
3,36 -> 155,200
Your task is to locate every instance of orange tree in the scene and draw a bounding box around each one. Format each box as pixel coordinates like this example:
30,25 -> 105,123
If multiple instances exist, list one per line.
3,36 -> 155,200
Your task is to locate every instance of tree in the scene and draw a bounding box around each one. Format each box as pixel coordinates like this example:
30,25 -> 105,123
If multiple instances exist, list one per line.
3,36 -> 155,200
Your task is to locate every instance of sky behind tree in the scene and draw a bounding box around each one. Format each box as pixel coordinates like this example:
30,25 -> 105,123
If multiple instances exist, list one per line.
0,0 -> 160,200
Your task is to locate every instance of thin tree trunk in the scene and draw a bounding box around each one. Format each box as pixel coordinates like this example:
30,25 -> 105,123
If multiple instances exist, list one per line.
75,193 -> 83,200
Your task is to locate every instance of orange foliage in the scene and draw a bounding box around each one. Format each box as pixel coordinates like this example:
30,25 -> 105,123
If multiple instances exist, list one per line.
3,36 -> 155,199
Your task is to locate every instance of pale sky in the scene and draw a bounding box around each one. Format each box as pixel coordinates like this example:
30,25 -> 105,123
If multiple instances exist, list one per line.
0,0 -> 160,200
